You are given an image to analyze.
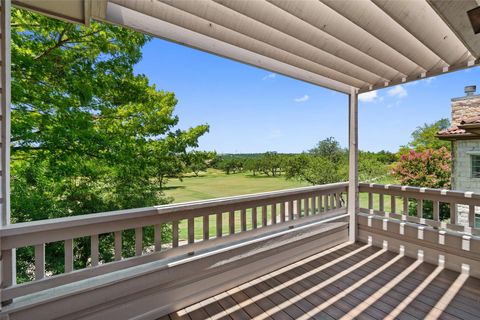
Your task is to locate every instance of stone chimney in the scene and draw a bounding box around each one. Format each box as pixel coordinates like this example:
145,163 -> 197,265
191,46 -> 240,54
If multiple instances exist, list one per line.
451,85 -> 480,126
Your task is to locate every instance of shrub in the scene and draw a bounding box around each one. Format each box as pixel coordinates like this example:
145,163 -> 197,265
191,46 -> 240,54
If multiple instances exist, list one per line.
391,147 -> 451,189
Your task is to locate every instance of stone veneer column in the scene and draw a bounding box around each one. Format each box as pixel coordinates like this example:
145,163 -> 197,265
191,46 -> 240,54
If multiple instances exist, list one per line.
451,94 -> 480,126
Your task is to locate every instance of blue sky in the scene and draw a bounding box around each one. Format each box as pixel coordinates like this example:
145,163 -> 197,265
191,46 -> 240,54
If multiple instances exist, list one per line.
134,38 -> 480,153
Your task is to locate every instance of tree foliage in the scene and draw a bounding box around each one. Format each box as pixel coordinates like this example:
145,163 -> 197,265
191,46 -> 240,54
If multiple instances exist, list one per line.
184,151 -> 216,176
284,153 -> 346,185
399,119 -> 451,154
309,136 -> 346,162
391,148 -> 451,189
285,138 -> 389,185
11,9 -> 209,281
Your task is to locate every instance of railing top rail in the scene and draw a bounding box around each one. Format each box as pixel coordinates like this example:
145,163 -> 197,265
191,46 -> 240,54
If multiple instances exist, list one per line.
359,183 -> 480,200
1,182 -> 348,237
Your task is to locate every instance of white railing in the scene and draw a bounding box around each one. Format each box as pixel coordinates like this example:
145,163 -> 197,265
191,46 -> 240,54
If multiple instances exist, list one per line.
359,183 -> 480,235
0,182 -> 348,304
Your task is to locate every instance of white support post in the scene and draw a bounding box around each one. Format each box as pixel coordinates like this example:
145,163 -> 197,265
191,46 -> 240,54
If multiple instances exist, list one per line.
0,0 -> 13,303
348,87 -> 359,242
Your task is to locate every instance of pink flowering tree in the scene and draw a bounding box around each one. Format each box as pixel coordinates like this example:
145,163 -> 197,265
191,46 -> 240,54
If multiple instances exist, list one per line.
392,147 -> 451,189
392,147 -> 452,219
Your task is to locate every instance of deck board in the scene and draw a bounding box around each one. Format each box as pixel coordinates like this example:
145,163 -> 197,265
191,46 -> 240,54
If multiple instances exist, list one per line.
165,242 -> 480,320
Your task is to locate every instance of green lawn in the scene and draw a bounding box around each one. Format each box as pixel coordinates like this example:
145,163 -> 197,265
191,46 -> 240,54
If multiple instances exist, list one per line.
164,169 -> 309,240
164,169 -> 309,203
163,170 -> 399,241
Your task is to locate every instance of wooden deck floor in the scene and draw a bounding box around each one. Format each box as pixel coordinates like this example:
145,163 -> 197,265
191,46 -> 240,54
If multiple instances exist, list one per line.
161,242 -> 480,320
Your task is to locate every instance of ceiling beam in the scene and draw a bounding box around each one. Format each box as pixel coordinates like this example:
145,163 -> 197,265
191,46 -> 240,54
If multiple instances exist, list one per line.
104,2 -> 354,94
372,0 -> 472,67
163,0 -> 386,85
268,0 -> 423,79
320,0 -> 442,72
13,0 -> 87,24
110,0 -> 367,89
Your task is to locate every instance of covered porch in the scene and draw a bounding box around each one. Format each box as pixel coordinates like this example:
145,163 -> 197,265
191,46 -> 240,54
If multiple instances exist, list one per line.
0,1 -> 479,319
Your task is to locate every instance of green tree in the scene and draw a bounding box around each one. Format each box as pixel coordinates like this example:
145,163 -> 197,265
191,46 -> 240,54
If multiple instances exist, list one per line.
11,9 -> 209,282
184,151 -> 216,176
258,152 -> 283,176
284,154 -> 346,185
309,137 -> 346,162
357,152 -> 389,182
244,157 -> 261,176
218,156 -> 244,174
399,119 -> 451,154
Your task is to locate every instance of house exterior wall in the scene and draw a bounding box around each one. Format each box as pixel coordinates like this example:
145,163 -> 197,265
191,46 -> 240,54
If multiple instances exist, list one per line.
453,139 -> 480,192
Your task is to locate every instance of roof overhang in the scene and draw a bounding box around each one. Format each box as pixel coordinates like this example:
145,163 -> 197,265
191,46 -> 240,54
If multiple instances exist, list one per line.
459,123 -> 480,135
12,0 -> 480,95
437,133 -> 479,141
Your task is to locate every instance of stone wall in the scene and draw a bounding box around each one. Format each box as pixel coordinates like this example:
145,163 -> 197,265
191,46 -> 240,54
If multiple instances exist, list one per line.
453,140 -> 480,192
451,94 -> 480,126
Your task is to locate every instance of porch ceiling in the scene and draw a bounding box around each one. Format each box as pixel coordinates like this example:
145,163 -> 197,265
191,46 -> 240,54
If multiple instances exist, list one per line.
12,0 -> 480,94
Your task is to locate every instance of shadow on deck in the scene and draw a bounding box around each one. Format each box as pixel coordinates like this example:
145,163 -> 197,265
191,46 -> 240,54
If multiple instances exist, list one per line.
164,243 -> 480,320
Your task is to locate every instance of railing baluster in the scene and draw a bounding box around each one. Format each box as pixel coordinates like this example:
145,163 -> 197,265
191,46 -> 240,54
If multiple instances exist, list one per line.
252,207 -> 257,229
403,197 -> 409,216
203,215 -> 210,240
469,205 -> 476,228
417,199 -> 423,218
114,231 -> 122,260
172,221 -> 179,248
154,224 -> 162,252
450,203 -> 457,225
368,192 -> 373,211
271,203 -> 277,224
241,209 -> 247,232
335,193 -> 342,208
91,234 -> 99,267
2,249 -> 13,289
304,198 -> 309,217
135,227 -> 143,256
188,218 -> 195,244
391,195 -> 396,214
280,202 -> 286,222
330,193 -> 335,210
288,200 -> 294,220
216,213 -> 223,237
35,244 -> 45,280
64,239 -> 73,272
319,194 -> 323,213
324,194 -> 329,211
433,201 -> 440,222
296,199 -> 302,218
262,205 -> 268,226
379,194 -> 384,213
0,183 -> 351,290
229,210 -> 235,234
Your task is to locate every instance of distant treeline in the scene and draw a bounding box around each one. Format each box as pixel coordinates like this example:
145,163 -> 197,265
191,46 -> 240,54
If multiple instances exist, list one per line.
211,138 -> 397,184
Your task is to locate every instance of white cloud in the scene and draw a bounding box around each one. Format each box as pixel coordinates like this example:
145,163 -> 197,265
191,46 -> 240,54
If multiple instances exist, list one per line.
388,85 -> 408,98
294,94 -> 309,102
358,90 -> 380,102
262,73 -> 276,80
